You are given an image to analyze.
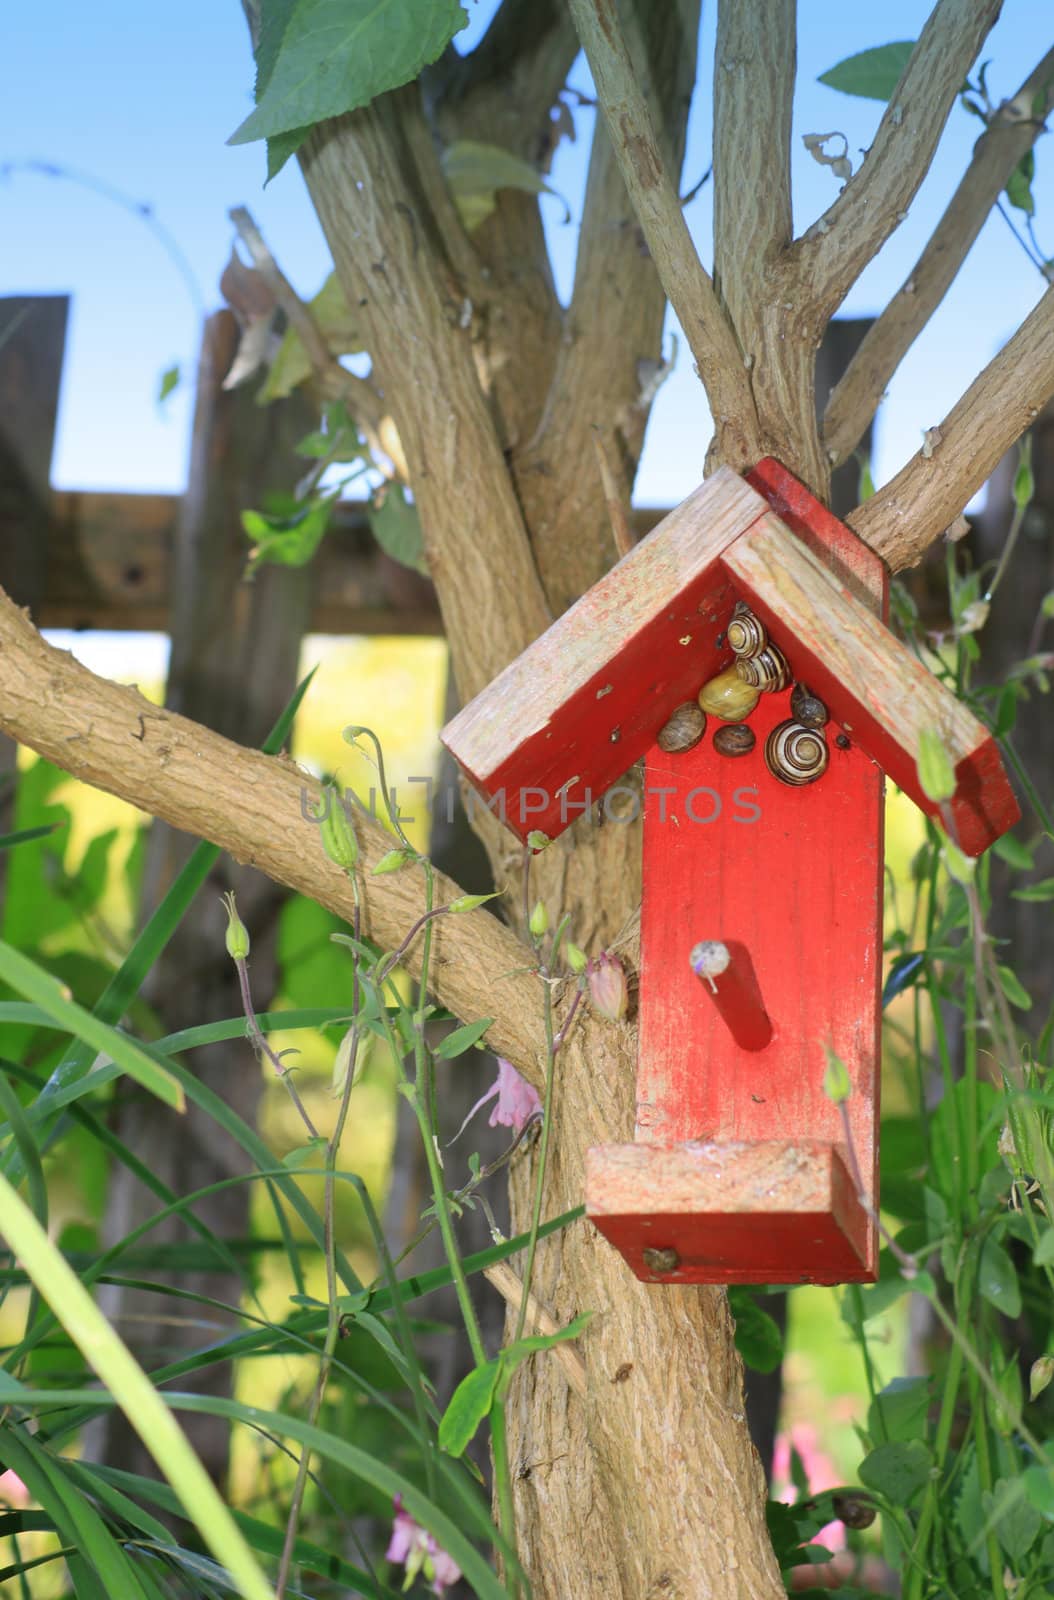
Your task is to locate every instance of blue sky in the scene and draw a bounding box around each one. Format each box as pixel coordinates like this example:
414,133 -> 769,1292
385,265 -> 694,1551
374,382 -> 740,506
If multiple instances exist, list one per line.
3,0 -> 1051,511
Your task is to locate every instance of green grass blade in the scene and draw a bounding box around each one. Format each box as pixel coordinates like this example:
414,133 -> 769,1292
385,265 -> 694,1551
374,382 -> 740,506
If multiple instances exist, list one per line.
0,1173 -> 277,1600
15,668 -> 317,1135
0,824 -> 59,851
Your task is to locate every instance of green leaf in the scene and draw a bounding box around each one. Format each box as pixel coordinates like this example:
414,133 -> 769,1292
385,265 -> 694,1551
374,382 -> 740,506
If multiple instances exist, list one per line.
993,832 -> 1034,870
727,1288 -> 784,1372
1023,1465 -> 1054,1520
868,1376 -> 930,1443
0,941 -> 184,1111
503,1311 -> 593,1365
984,1476 -> 1043,1561
442,139 -> 560,231
242,493 -> 335,572
435,1018 -> 493,1059
858,1438 -> 932,1504
259,273 -> 362,401
157,363 -> 180,403
367,484 -> 428,575
979,1234 -> 1021,1318
265,126 -> 310,182
997,964 -> 1032,1010
1034,1229 -> 1054,1267
230,0 -> 468,145
818,41 -> 915,101
438,1357 -> 501,1457
1007,149 -> 1036,217
1012,878 -> 1054,902
882,951 -> 924,1008
917,726 -> 956,803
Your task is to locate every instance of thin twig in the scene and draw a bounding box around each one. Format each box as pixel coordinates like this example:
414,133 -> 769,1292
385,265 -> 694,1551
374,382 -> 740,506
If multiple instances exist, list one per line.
590,427 -> 635,561
484,1261 -> 587,1397
824,45 -> 1054,465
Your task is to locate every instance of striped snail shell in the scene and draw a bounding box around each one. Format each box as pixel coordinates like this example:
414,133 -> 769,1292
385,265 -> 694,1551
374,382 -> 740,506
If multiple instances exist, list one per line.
790,682 -> 829,728
735,643 -> 790,693
727,609 -> 768,658
657,702 -> 706,753
765,720 -> 829,786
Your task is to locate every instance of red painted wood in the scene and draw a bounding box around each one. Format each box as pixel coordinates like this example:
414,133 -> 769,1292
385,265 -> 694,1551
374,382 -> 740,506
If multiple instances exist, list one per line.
585,496 -> 887,1285
746,456 -> 889,619
689,939 -> 772,1051
586,1140 -> 869,1285
440,469 -> 766,846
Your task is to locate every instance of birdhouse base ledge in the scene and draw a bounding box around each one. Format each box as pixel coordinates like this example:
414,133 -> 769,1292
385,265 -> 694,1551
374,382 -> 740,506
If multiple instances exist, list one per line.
585,1138 -> 875,1286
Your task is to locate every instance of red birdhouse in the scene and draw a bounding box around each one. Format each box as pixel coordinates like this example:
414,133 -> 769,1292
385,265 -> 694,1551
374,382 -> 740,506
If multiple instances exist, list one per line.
441,461 -> 1019,1286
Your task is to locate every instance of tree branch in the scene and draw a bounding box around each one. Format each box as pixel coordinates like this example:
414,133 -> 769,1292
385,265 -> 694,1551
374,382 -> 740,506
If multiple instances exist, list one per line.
788,0 -> 1003,325
438,0 -> 578,162
0,586 -> 547,1082
299,99 -> 552,699
567,0 -> 762,470
849,285 -> 1054,569
824,45 -> 1054,465
227,205 -> 408,478
712,0 -> 795,325
516,0 -> 701,610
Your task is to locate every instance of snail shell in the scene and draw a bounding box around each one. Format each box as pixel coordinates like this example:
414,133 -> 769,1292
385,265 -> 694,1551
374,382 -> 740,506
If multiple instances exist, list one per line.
727,609 -> 767,658
790,682 -> 829,728
736,643 -> 791,693
765,720 -> 829,786
713,723 -> 755,758
697,665 -> 760,723
657,702 -> 706,753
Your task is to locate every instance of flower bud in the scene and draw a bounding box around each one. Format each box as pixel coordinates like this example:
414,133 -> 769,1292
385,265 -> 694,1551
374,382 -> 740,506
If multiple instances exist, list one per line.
319,786 -> 359,872
447,891 -> 501,913
566,942 -> 588,975
332,1027 -> 368,1095
529,900 -> 549,938
221,892 -> 250,961
372,848 -> 413,875
587,952 -> 627,1022
1031,1356 -> 1054,1402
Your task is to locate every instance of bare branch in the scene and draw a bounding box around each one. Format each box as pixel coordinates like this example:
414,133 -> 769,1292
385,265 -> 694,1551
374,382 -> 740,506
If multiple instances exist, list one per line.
438,0 -> 577,161
712,0 -> 795,326
227,205 -> 408,477
0,586 -> 548,1084
788,0 -> 1003,325
516,1 -> 700,609
299,100 -> 552,698
825,46 -> 1054,465
850,285 -> 1054,569
484,1261 -> 588,1397
567,0 -> 762,469
591,425 -> 635,560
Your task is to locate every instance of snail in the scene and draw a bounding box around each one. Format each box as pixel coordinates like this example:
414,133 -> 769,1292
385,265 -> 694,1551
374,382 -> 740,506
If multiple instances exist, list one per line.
697,666 -> 760,723
735,643 -> 791,693
713,724 -> 755,757
790,682 -> 828,728
765,720 -> 829,786
657,702 -> 706,753
727,609 -> 767,658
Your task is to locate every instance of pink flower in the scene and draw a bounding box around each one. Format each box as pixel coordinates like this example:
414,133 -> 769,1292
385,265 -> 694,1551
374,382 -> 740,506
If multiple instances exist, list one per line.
772,1424 -> 846,1553
386,1496 -> 461,1594
452,1058 -> 542,1142
587,952 -> 628,1022
0,1471 -> 28,1508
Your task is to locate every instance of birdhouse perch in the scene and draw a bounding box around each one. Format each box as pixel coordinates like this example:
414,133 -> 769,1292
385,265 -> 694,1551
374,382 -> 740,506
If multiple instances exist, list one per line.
441,460 -> 1019,1286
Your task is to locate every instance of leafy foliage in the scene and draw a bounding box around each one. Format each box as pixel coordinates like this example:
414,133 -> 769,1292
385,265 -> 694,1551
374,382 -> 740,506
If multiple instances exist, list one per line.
818,41 -> 915,101
230,0 -> 469,149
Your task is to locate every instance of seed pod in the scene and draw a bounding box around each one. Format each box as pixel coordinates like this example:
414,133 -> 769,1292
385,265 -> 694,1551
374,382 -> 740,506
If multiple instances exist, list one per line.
790,682 -> 829,728
713,724 -> 755,758
736,644 -> 791,693
657,702 -> 706,753
727,608 -> 767,658
765,720 -> 829,786
697,665 -> 760,722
